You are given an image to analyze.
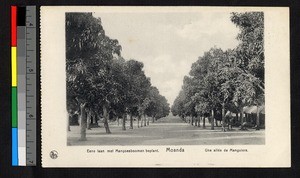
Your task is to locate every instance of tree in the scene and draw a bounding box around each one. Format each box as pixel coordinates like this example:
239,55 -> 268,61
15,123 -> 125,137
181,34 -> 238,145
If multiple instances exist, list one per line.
66,13 -> 121,139
189,48 -> 225,130
231,12 -> 265,127
182,76 -> 198,125
140,98 -> 151,126
124,60 -> 151,129
171,90 -> 187,121
173,12 -> 265,132
231,12 -> 264,84
145,86 -> 160,122
154,95 -> 170,120
109,57 -> 129,130
136,76 -> 151,128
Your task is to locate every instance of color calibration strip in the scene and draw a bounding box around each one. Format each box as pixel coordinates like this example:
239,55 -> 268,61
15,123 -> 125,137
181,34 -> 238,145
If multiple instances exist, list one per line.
11,5 -> 18,166
11,6 -> 36,166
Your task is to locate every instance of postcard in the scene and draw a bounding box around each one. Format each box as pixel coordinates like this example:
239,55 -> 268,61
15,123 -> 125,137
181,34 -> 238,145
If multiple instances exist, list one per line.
41,6 -> 290,167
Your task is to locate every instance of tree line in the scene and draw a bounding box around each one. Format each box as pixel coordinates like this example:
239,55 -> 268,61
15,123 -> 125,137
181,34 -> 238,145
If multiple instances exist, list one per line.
66,13 -> 170,141
171,12 -> 265,131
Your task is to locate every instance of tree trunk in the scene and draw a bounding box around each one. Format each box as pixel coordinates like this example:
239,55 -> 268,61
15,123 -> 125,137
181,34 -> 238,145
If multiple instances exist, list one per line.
95,113 -> 99,127
211,109 -> 214,130
67,113 -> 71,131
256,104 -> 260,130
240,107 -> 244,125
222,103 -> 226,132
152,116 -> 155,123
191,116 -> 194,126
147,117 -> 149,125
90,114 -> 93,124
227,111 -> 231,130
144,114 -> 147,126
130,114 -> 133,129
79,103 -> 87,141
87,110 -> 92,130
137,115 -> 140,128
103,105 -> 111,134
91,113 -> 96,126
203,116 -> 206,128
122,113 -> 126,130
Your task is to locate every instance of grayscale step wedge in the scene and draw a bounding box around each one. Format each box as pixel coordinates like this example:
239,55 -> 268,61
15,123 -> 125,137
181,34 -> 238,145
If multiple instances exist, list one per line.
25,6 -> 36,166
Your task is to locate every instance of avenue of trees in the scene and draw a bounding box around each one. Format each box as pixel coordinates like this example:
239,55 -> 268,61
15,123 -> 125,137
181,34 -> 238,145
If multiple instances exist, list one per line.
66,13 -> 170,141
171,12 -> 265,131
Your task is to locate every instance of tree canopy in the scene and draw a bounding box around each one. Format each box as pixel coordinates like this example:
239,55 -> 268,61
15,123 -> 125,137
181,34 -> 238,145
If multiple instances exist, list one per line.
66,13 -> 170,138
171,12 -> 265,130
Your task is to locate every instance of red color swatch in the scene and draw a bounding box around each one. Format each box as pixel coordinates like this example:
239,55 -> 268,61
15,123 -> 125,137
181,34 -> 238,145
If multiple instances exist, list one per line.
11,6 -> 17,47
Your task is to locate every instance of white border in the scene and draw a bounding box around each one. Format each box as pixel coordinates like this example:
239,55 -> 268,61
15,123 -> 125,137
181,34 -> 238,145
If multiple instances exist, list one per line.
41,6 -> 290,167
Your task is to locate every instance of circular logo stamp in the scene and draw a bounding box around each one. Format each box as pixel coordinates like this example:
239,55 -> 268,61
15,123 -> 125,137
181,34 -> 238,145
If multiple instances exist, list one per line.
50,150 -> 58,159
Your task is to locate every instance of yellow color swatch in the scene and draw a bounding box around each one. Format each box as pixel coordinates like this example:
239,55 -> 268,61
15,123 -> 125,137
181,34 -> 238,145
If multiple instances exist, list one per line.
11,47 -> 17,86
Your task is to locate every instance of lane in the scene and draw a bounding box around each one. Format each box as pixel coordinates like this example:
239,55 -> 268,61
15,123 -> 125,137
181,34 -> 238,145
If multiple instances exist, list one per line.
67,116 -> 265,146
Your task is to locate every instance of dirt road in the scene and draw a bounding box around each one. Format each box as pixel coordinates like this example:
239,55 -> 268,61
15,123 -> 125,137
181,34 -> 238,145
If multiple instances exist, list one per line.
67,116 -> 265,146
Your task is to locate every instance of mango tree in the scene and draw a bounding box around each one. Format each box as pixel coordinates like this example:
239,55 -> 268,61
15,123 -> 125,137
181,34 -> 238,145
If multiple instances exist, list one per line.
66,13 -> 121,139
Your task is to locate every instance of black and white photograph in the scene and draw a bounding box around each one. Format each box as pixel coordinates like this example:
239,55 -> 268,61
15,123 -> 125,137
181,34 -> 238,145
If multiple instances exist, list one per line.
66,10 -> 265,146
41,6 -> 289,167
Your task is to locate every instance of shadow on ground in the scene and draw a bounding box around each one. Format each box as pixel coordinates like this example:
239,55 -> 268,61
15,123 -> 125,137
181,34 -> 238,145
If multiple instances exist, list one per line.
67,116 -> 265,146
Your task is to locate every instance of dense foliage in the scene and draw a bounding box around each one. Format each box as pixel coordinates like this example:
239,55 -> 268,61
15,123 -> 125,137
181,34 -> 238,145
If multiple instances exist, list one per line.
171,12 -> 265,131
66,13 -> 170,140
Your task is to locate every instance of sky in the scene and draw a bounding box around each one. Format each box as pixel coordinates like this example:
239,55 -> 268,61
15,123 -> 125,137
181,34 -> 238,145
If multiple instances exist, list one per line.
94,11 -> 240,106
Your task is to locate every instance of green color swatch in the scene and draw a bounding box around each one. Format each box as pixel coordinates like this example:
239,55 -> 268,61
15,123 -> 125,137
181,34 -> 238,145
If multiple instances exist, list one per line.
12,87 -> 18,128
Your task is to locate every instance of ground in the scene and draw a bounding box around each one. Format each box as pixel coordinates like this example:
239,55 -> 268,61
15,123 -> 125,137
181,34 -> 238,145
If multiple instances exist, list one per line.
67,116 -> 265,146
